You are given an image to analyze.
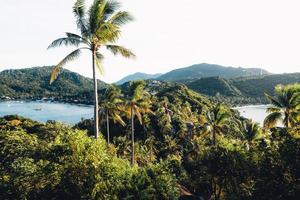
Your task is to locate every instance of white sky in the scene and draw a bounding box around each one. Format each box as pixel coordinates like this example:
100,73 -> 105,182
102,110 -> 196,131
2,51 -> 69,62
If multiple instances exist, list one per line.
0,0 -> 300,83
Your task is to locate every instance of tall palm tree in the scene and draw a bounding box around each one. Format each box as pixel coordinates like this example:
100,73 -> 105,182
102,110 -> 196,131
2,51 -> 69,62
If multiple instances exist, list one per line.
202,104 -> 231,146
99,85 -> 125,144
264,84 -> 300,129
48,0 -> 135,138
124,81 -> 152,165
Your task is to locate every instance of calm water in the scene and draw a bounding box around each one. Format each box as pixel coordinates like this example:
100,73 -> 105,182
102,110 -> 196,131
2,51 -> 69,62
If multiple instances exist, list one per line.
235,104 -> 270,125
0,101 -> 93,125
0,101 -> 269,125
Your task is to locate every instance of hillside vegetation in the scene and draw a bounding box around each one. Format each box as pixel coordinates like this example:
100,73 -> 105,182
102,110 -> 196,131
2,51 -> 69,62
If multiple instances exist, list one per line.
0,66 -> 107,104
157,63 -> 269,81
116,72 -> 162,85
1,66 -> 299,106
1,83 -> 299,200
185,73 -> 300,104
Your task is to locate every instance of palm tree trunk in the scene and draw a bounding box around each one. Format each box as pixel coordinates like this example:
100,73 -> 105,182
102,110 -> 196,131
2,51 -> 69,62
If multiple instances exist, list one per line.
212,130 -> 216,146
92,50 -> 99,138
106,109 -> 110,144
285,111 -> 290,128
131,107 -> 135,166
150,144 -> 153,163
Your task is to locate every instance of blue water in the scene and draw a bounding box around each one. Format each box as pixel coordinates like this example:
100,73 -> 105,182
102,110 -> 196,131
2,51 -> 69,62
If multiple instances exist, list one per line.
0,101 -> 93,125
0,101 -> 269,126
235,104 -> 270,125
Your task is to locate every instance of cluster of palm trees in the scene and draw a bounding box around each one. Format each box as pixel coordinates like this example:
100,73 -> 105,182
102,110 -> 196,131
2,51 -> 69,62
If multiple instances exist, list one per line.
47,0 -> 300,167
99,82 -> 152,165
202,83 -> 300,146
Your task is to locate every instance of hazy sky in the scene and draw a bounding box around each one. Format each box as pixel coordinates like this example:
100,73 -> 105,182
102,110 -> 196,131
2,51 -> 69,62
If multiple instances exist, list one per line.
1,0 -> 300,83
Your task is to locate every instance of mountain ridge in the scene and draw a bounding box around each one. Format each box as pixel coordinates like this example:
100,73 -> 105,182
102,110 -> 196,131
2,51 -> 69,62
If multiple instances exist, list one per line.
0,66 -> 107,104
116,72 -> 162,85
157,63 -> 270,81
116,63 -> 270,83
185,73 -> 300,98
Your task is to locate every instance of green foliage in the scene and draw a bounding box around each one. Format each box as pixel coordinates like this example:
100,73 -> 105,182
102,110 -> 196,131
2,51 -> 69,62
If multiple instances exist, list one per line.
1,81 -> 299,199
158,63 -> 269,81
186,73 -> 300,105
0,66 -> 107,104
48,0 -> 135,84
0,116 -> 179,199
116,72 -> 162,85
264,83 -> 300,128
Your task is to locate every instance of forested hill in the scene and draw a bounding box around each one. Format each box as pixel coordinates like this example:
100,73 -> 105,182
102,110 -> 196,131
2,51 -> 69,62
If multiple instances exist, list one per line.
1,66 -> 299,105
157,63 -> 270,81
116,72 -> 162,85
185,73 -> 300,97
0,66 -> 107,103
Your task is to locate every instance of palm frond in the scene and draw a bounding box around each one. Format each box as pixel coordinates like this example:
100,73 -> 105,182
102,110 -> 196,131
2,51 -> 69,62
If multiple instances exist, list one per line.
73,0 -> 89,36
265,93 -> 283,108
290,92 -> 300,106
106,45 -> 135,58
263,112 -> 282,129
132,82 -> 145,102
112,113 -> 125,126
99,0 -> 121,22
89,0 -> 103,34
48,37 -> 82,49
65,32 -> 90,45
50,66 -> 60,85
50,49 -> 81,84
95,52 -> 105,74
134,106 -> 143,125
109,11 -> 133,26
266,107 -> 281,113
89,0 -> 120,34
216,113 -> 231,124
96,22 -> 121,43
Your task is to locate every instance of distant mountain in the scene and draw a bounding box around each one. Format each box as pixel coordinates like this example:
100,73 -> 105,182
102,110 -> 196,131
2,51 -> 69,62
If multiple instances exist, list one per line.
186,73 -> 300,98
116,72 -> 162,85
0,66 -> 107,104
231,73 -> 300,97
185,77 -> 242,96
158,63 -> 270,81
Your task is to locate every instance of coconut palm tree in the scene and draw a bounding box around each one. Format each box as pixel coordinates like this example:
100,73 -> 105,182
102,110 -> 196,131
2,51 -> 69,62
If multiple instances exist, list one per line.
99,85 -> 125,144
48,0 -> 135,138
124,81 -> 152,165
264,84 -> 300,129
242,120 -> 262,150
202,104 -> 231,146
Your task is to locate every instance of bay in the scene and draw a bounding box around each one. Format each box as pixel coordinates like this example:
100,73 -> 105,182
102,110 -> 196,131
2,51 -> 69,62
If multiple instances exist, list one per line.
235,104 -> 270,125
0,101 -> 93,125
0,101 -> 271,126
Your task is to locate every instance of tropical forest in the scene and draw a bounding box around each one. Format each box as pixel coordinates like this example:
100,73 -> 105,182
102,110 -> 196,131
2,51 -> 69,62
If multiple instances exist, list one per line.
0,0 -> 299,200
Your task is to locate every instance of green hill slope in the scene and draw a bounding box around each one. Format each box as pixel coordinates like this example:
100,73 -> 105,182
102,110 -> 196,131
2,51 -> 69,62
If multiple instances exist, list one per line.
185,76 -> 242,96
158,63 -> 269,81
0,66 -> 107,103
231,73 -> 300,97
116,72 -> 162,85
185,73 -> 300,103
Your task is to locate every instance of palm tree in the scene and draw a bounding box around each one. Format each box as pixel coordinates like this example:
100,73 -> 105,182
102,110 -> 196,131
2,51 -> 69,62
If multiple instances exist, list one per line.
99,85 -> 125,144
242,120 -> 262,150
124,81 -> 152,165
202,104 -> 231,146
264,84 -> 300,129
48,0 -> 135,138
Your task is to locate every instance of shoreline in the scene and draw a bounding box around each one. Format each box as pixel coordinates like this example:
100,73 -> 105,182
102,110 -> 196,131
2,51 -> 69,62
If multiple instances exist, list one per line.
0,98 -> 94,107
